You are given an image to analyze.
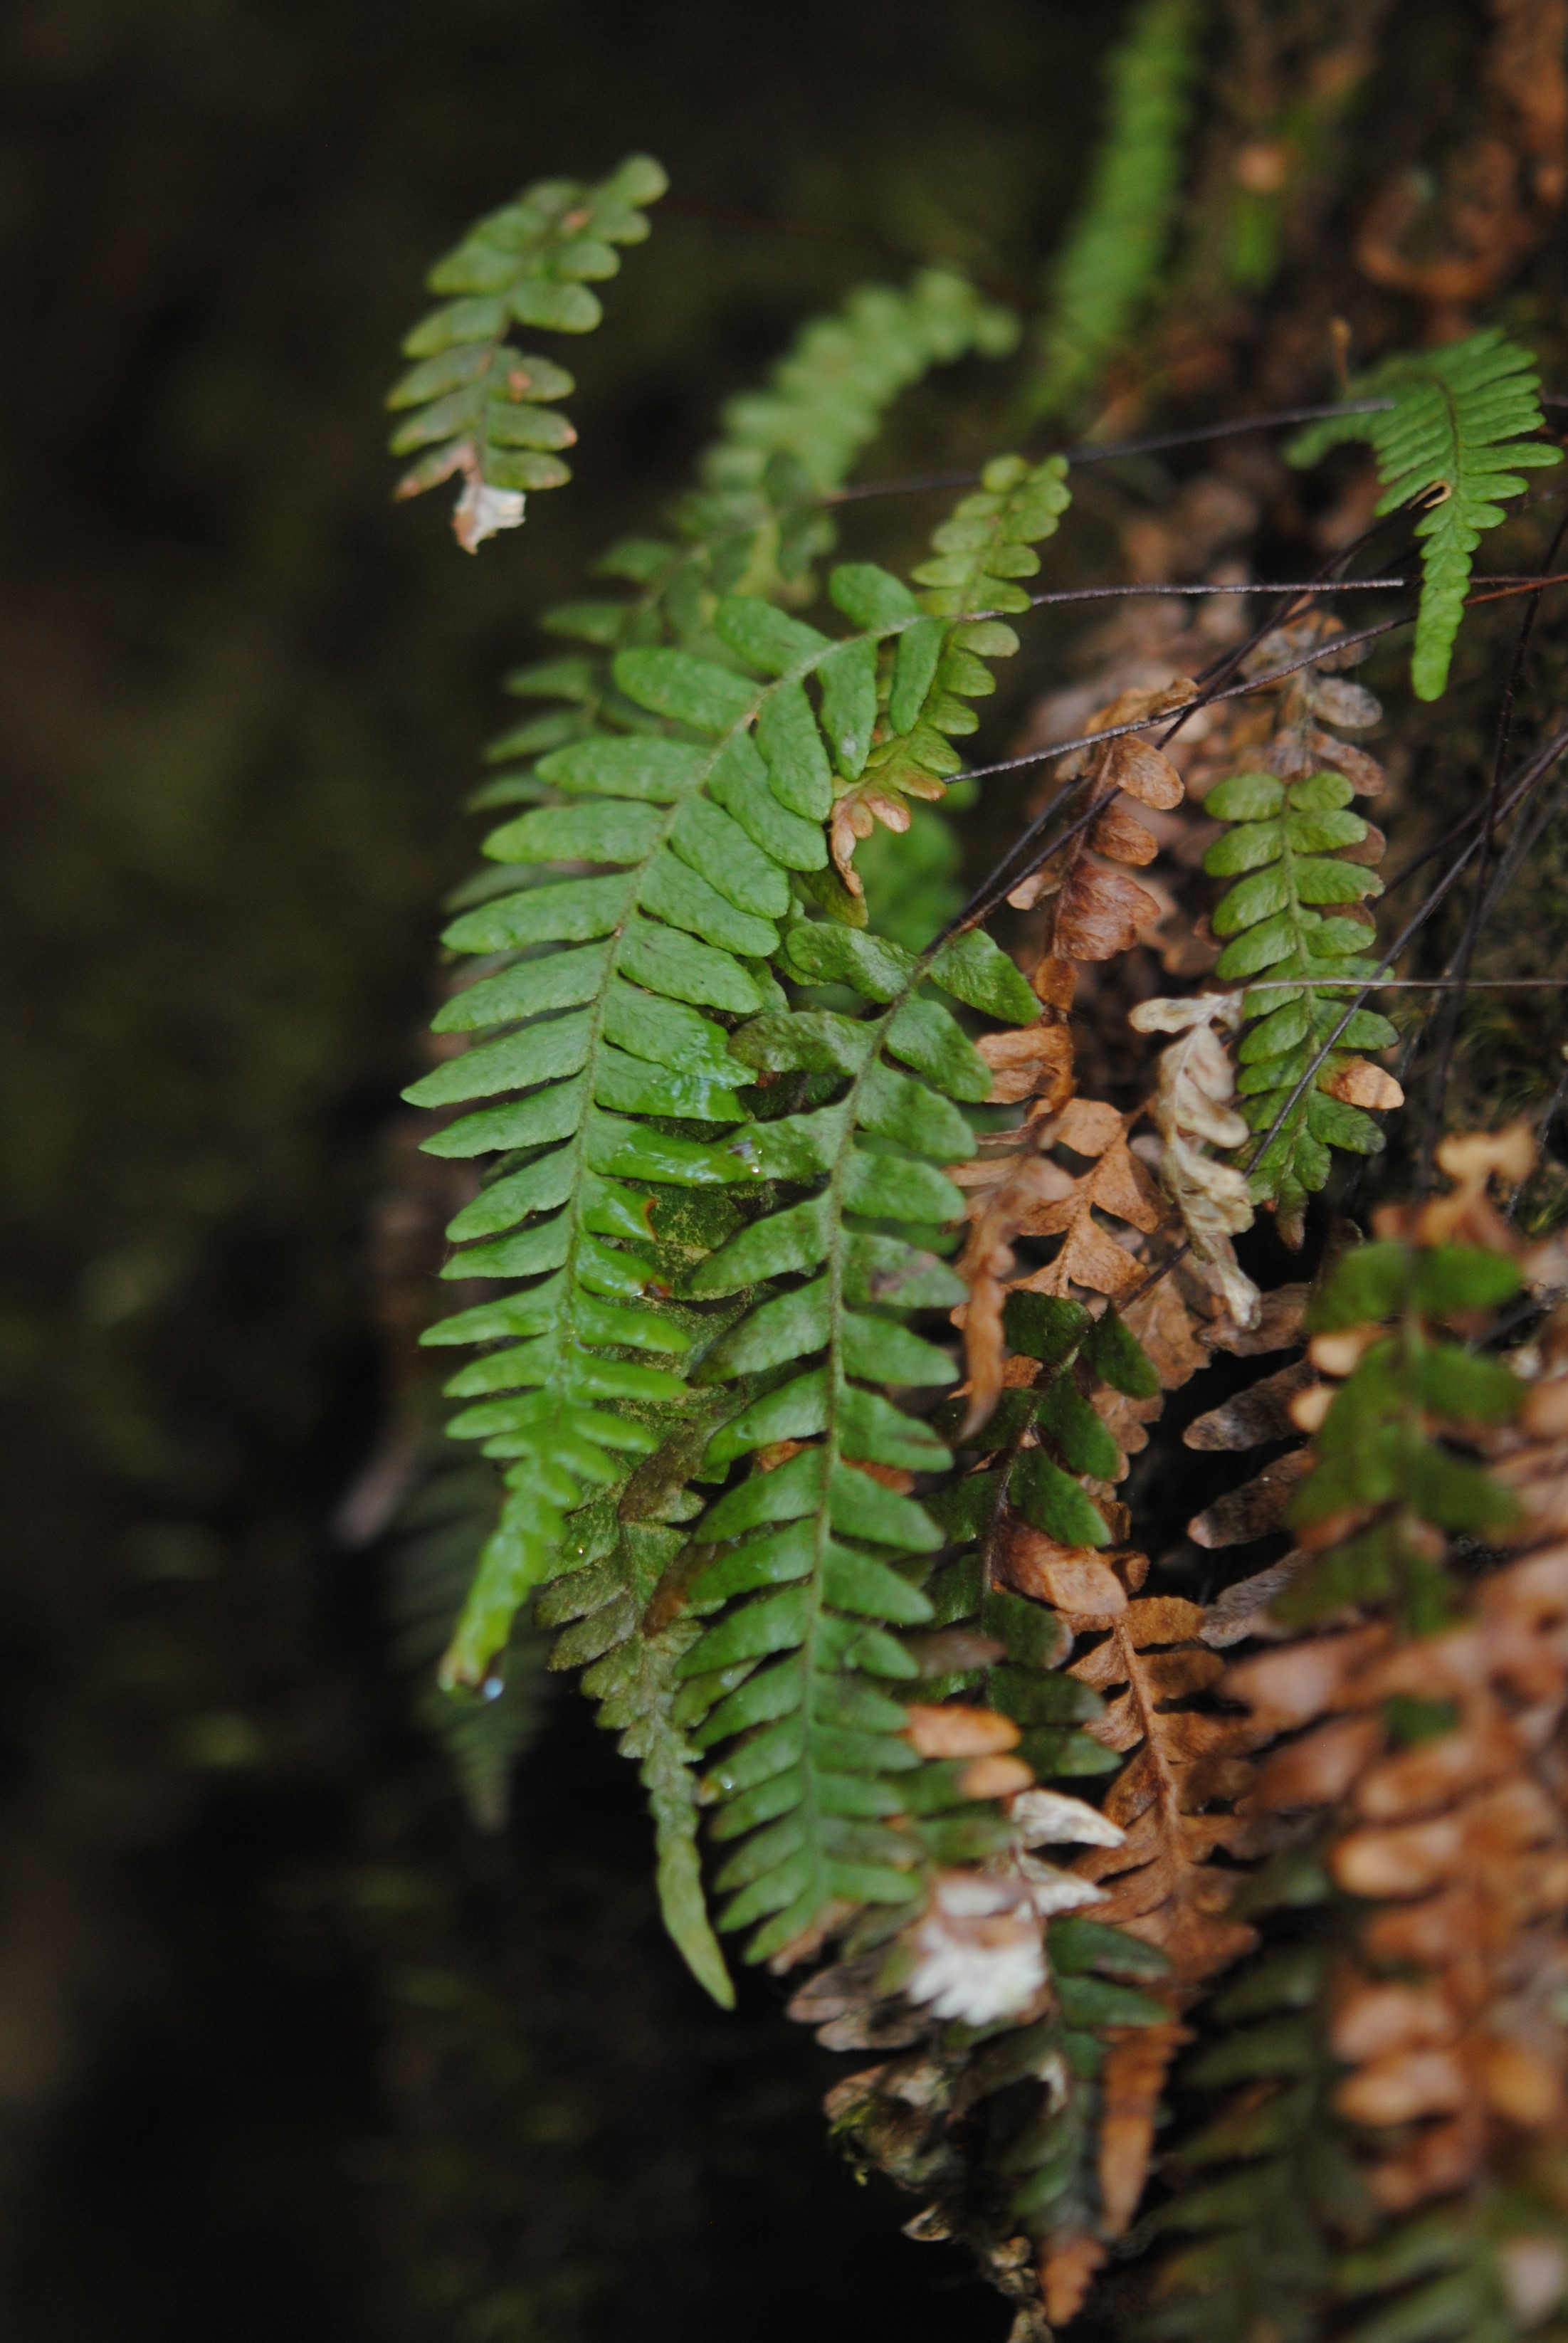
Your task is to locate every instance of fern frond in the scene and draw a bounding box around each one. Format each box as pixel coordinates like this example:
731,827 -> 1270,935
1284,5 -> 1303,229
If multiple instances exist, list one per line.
665,270 -> 1021,647
827,453 -> 1072,895
387,154 -> 666,548
471,273 -> 1023,824
672,913 -> 1046,1965
1275,1234 -> 1523,1626
1208,764 -> 1393,1240
1141,1235 -> 1552,2342
806,1898 -> 1173,2327
1135,1875 -> 1352,2343
705,268 -> 1019,499
1028,0 -> 1200,422
1286,329 -> 1562,698
411,542 -> 1061,1682
1197,623 -> 1400,1246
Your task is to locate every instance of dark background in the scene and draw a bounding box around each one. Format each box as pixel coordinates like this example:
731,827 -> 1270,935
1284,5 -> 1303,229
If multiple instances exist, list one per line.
0,4 -> 1129,2335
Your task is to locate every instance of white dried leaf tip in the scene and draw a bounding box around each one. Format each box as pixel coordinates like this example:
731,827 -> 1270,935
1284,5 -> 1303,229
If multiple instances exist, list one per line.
1008,1788 -> 1127,1848
454,476 -> 527,552
906,1873 -> 1046,2025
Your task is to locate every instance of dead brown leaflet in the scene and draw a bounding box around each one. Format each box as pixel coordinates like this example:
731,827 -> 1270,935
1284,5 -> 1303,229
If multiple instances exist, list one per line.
1006,688 -> 1192,977
1031,1575 -> 1287,2243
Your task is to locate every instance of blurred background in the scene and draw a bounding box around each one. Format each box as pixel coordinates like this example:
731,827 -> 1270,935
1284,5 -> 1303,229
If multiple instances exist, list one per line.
0,4 -> 1122,2334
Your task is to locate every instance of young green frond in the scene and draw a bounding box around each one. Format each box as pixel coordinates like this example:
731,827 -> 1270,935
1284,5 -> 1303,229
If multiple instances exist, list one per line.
1286,329 -> 1562,698
830,455 -> 1072,895
705,268 -> 1018,499
1206,764 -> 1395,1244
1028,0 -> 1199,422
387,153 -> 667,548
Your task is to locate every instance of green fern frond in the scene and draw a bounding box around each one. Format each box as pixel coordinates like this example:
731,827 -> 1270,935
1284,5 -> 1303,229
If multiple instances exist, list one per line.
672,916 -> 1044,1963
411,545 -> 1061,1697
1286,330 -> 1562,698
1028,0 -> 1200,422
387,154 -> 667,547
925,1291 -> 1159,1781
705,268 -> 1019,498
859,453 -> 1072,796
1142,1238 -> 1532,2337
1204,764 -> 1394,1245
468,273 -> 1024,828
1137,1897 -> 1351,2343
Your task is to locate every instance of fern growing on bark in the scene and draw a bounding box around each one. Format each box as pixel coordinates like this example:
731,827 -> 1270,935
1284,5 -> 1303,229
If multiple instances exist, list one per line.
381,137 -> 1568,2341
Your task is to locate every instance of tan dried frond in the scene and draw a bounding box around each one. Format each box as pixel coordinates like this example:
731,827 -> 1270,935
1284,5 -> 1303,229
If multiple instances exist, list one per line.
1128,991 -> 1261,1328
987,1577 -> 1289,2235
828,779 -> 920,895
1008,689 -> 1192,979
1067,1591 -> 1280,1984
952,1072 -> 1181,1441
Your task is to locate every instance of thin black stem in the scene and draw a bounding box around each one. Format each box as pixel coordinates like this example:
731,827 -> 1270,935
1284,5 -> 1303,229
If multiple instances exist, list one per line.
820,401 -> 1398,503
1164,485 -> 1446,720
945,569 -> 1568,939
1021,578 -> 1409,607
1247,977 -> 1568,990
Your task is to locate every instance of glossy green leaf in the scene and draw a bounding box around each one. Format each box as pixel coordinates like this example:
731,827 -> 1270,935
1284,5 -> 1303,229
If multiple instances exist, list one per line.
1013,1449 -> 1110,1547
755,683 -> 833,818
712,596 -> 833,674
927,929 -> 1041,1023
817,637 -> 880,778
537,735 -> 707,801
782,922 -> 917,999
885,997 -> 992,1100
613,646 -> 758,735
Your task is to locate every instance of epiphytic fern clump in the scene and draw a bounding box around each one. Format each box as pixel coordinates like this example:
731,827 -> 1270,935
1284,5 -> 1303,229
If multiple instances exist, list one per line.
375,122 -> 1568,2341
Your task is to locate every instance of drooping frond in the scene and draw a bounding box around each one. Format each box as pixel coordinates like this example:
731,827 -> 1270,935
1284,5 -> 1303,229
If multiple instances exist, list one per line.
1028,0 -> 1201,422
414,530 -> 1063,1695
387,154 -> 667,548
829,454 -> 1071,894
1198,620 -> 1400,1246
1286,329 -> 1562,698
705,268 -> 1019,500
